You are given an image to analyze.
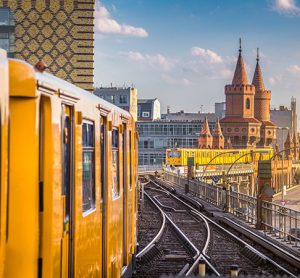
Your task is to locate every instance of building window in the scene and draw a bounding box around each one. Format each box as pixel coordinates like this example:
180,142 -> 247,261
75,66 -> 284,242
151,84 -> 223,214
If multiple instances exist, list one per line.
82,121 -> 95,213
106,95 -> 115,103
0,8 -> 15,57
246,98 -> 250,109
112,128 -> 120,198
142,111 -> 150,117
0,9 -> 10,26
0,33 -> 9,50
119,95 -> 127,104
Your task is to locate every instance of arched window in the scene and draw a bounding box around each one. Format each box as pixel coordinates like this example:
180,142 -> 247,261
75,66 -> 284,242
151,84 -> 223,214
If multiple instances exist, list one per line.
246,98 -> 250,109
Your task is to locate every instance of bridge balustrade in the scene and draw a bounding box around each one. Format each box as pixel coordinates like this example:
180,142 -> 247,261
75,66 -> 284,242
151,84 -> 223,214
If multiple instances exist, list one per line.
163,170 -> 300,247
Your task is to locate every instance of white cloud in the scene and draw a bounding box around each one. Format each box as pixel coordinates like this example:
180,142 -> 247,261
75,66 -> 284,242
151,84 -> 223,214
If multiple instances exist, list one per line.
287,64 -> 300,74
123,51 -> 174,71
95,4 -> 148,38
191,47 -> 223,64
269,77 -> 277,85
162,75 -> 192,86
271,0 -> 300,15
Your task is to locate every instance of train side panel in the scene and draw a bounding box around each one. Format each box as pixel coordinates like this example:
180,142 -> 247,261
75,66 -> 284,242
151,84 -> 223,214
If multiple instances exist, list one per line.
74,101 -> 101,276
5,96 -> 40,277
0,49 -> 9,277
39,95 -> 63,277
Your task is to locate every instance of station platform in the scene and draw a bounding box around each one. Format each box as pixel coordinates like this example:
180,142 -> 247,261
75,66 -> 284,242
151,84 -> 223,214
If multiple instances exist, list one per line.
273,184 -> 300,211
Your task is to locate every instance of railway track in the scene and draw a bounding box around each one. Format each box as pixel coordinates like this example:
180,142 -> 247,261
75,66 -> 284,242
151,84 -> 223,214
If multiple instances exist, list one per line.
137,182 -> 163,251
137,176 -> 300,277
135,186 -> 196,278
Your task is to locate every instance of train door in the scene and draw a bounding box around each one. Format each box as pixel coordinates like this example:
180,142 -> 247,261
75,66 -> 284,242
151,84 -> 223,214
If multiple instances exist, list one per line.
122,124 -> 127,268
61,104 -> 74,278
100,117 -> 107,278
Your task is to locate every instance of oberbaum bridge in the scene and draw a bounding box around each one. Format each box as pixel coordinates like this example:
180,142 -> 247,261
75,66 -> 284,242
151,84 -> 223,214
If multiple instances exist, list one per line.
147,43 -> 300,246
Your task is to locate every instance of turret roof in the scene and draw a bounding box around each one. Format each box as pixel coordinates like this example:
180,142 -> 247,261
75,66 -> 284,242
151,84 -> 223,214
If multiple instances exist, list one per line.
213,118 -> 223,137
200,117 -> 212,136
232,39 -> 248,85
252,48 -> 265,91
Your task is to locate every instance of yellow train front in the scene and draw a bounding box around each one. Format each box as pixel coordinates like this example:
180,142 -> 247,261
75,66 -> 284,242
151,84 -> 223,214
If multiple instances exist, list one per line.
166,148 -> 274,167
3,57 -> 138,277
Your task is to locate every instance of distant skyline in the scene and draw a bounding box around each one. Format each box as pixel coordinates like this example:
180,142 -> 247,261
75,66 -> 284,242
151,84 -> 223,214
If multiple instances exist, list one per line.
95,0 -> 300,115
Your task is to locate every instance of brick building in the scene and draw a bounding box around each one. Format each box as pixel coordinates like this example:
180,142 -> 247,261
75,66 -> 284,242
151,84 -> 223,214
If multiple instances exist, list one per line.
0,0 -> 94,91
220,42 -> 276,148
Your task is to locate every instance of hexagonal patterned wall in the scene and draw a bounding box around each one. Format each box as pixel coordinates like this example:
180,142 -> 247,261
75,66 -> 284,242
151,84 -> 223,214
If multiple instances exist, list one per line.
0,0 -> 94,92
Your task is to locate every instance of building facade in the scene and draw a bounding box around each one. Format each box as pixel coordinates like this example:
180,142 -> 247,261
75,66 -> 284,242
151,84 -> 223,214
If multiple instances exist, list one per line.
138,98 -> 161,121
0,7 -> 15,57
0,0 -> 94,91
94,87 -> 138,121
138,115 -> 216,167
220,42 -> 276,148
270,98 -> 298,149
215,102 -> 226,118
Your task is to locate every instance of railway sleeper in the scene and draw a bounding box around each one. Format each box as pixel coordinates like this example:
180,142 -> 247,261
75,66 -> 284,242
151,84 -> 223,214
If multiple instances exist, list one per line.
241,245 -> 267,265
139,245 -> 162,264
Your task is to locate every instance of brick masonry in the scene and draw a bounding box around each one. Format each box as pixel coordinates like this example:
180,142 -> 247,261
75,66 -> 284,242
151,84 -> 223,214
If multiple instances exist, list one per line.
0,0 -> 94,92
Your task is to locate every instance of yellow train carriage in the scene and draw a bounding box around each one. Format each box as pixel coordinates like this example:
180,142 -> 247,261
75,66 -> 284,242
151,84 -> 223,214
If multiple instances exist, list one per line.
5,58 -> 137,277
0,50 -> 9,277
166,148 -> 273,167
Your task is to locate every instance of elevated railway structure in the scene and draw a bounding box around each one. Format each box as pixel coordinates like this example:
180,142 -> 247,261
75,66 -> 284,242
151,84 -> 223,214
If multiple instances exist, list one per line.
136,176 -> 300,277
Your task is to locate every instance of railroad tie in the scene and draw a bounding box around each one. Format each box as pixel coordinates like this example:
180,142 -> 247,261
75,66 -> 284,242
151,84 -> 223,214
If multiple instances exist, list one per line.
140,245 -> 162,264
241,246 -> 266,265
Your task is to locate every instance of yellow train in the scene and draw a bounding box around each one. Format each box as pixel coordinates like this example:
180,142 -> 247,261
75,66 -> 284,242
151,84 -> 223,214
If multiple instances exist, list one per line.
0,50 -> 9,278
0,51 -> 138,277
166,148 -> 274,166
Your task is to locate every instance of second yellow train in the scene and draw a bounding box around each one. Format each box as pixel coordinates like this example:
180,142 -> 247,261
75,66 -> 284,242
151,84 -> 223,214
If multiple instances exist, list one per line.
166,148 -> 274,167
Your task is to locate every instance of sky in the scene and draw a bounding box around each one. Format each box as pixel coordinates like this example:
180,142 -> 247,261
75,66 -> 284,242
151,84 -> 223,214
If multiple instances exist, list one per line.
94,0 -> 300,115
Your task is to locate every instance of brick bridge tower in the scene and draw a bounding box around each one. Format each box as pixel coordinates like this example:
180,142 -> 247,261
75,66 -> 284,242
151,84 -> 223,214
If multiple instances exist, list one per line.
220,39 -> 261,148
252,48 -> 276,147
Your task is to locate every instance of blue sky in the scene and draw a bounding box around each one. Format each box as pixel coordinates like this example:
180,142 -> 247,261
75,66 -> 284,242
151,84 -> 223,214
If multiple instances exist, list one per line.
95,0 -> 300,114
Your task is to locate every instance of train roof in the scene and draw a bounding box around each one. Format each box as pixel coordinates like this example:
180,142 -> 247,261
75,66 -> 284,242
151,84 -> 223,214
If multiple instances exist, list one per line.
8,59 -> 132,118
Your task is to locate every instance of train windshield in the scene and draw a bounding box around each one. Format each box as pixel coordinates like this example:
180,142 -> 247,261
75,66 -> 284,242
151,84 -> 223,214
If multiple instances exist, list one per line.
167,151 -> 181,158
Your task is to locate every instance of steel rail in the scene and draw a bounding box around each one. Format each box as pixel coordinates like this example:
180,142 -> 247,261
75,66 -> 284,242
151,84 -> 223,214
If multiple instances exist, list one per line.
148,179 -> 218,276
136,191 -> 166,259
150,177 -> 298,278
146,186 -> 200,258
223,217 -> 300,267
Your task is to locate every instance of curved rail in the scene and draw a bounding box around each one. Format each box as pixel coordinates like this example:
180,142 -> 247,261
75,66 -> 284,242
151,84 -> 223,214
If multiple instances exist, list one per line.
148,179 -> 218,276
150,177 -> 298,278
136,191 -> 166,259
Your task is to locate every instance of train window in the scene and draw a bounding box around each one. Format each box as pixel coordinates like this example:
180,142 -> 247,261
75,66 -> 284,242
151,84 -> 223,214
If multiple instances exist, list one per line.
112,128 -> 120,199
82,121 -> 95,213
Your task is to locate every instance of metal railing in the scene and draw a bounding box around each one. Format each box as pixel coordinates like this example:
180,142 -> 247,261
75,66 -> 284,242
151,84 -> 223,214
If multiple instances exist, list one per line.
163,170 -> 300,247
138,165 -> 162,173
261,202 -> 300,247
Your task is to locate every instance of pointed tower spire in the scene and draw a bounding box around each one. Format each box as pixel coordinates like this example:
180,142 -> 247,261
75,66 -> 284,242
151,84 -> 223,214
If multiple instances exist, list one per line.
213,118 -> 223,136
285,130 -> 292,143
232,38 -> 248,85
292,131 -> 298,144
252,48 -> 265,91
212,118 -> 224,149
201,116 -> 212,136
198,117 -> 213,149
284,130 -> 294,157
